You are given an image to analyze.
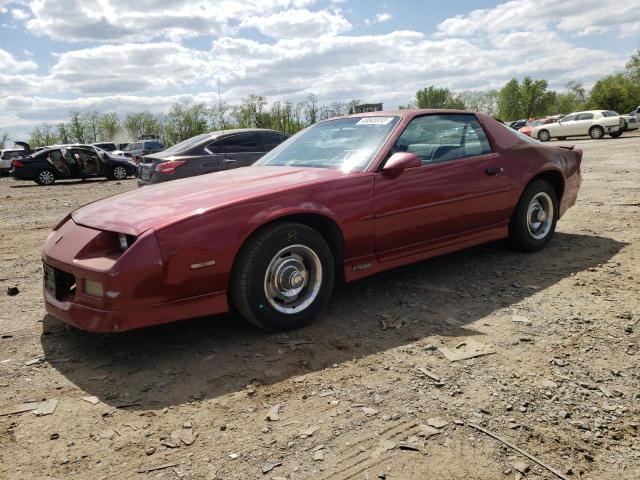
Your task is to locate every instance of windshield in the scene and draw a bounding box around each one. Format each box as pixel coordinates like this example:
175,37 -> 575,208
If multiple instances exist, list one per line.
161,133 -> 211,155
256,116 -> 401,172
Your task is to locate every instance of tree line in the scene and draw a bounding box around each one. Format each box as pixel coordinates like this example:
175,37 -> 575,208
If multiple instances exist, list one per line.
403,48 -> 640,120
2,49 -> 638,150
20,95 -> 360,149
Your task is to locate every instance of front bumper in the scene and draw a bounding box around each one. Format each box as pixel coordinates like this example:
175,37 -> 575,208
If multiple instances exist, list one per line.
44,286 -> 228,332
42,219 -> 229,332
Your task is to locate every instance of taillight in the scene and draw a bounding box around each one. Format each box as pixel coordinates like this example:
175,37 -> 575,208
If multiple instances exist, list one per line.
12,159 -> 25,168
156,160 -> 186,174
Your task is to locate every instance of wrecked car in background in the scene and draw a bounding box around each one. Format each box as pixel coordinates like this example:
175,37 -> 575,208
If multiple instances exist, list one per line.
11,143 -> 137,185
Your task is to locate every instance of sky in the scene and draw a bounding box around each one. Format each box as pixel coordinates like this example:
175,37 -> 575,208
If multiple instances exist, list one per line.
0,0 -> 639,141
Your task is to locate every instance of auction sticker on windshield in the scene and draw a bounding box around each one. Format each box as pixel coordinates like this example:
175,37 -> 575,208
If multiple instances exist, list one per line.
355,117 -> 395,125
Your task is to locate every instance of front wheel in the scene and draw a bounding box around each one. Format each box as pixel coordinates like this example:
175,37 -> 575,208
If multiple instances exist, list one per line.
509,180 -> 558,252
538,129 -> 551,142
231,222 -> 335,332
35,169 -> 55,186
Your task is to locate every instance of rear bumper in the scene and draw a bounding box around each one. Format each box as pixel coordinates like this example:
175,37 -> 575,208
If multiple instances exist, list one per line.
45,287 -> 229,332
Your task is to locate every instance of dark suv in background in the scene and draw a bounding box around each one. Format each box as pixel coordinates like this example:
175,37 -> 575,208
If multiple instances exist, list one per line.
137,128 -> 288,186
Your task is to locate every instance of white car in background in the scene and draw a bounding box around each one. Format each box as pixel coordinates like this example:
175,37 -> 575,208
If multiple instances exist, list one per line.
0,147 -> 26,174
620,113 -> 639,132
531,110 -> 624,141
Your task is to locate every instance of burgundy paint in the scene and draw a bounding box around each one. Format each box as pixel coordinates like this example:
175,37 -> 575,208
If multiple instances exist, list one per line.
43,110 -> 582,332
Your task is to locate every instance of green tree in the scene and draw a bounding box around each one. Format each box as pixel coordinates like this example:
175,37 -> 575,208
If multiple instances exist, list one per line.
162,102 -> 208,144
625,48 -> 640,83
69,111 -> 87,143
29,124 -> 58,148
589,74 -> 638,112
123,111 -> 160,140
415,86 -> 465,109
57,123 -> 70,144
498,78 -> 522,120
98,112 -> 120,141
519,77 -> 554,118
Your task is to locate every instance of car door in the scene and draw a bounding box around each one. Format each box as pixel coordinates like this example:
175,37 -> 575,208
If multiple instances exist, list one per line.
48,149 -> 75,178
572,113 -> 594,136
554,114 -> 577,136
373,113 -> 513,263
218,133 -> 264,169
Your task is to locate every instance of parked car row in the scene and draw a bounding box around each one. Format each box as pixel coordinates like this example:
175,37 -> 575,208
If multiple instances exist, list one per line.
507,109 -> 638,142
6,130 -> 289,186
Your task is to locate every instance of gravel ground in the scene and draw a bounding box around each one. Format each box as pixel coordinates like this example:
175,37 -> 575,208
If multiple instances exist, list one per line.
0,133 -> 638,480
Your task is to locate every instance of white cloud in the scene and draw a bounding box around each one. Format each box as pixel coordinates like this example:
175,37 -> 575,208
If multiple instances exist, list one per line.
23,0 -> 317,42
241,8 -> 352,38
10,8 -> 30,20
365,12 -> 393,26
0,0 -> 634,140
0,48 -> 38,72
436,0 -> 640,39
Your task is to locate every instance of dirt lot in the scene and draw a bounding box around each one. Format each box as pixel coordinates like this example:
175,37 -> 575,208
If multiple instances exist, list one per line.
0,134 -> 638,480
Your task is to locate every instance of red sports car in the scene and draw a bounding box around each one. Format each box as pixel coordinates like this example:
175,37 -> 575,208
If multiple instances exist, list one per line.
43,110 -> 582,333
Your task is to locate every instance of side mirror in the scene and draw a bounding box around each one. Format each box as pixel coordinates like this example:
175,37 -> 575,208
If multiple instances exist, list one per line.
383,152 -> 421,173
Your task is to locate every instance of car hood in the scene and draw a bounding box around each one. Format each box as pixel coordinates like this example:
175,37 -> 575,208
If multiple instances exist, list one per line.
71,166 -> 351,235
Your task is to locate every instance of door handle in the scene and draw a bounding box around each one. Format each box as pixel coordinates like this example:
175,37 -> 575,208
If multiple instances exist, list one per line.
485,166 -> 503,176
223,158 -> 235,163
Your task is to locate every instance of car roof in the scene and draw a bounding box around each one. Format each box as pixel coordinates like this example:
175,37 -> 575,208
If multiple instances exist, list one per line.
320,108 -> 477,124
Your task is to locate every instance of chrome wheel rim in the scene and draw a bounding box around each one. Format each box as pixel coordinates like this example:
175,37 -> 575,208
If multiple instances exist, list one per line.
264,244 -> 322,314
591,127 -> 603,139
39,170 -> 54,184
113,166 -> 127,179
527,192 -> 554,240
539,131 -> 549,141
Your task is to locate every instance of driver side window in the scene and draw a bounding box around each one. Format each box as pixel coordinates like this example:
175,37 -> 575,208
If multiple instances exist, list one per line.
394,114 -> 492,165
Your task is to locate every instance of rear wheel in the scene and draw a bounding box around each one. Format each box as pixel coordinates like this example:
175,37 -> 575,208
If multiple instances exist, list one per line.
509,180 -> 558,252
609,130 -> 623,138
538,129 -> 551,142
231,222 -> 335,332
557,136 -> 567,140
110,165 -> 128,180
35,169 -> 55,186
589,126 -> 604,139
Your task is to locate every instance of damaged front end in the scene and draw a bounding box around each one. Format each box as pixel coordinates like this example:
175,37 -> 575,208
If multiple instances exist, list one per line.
42,215 -> 165,332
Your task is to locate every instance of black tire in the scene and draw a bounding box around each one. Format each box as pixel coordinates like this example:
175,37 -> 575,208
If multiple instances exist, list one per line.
35,169 -> 56,186
509,179 -> 558,253
231,222 -> 335,332
609,130 -> 623,138
589,126 -> 604,139
557,136 -> 567,140
538,129 -> 550,142
110,165 -> 128,180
